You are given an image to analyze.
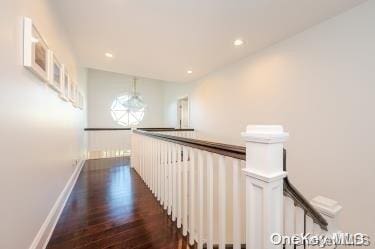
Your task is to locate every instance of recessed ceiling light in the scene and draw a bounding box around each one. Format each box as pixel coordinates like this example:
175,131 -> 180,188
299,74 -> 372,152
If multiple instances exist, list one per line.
233,39 -> 244,46
187,70 -> 193,74
105,52 -> 114,58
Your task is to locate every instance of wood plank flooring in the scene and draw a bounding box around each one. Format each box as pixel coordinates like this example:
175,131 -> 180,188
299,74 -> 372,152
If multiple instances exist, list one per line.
47,157 -> 193,249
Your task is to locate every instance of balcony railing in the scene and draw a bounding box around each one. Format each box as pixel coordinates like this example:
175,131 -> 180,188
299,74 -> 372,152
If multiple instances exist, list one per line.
131,126 -> 330,249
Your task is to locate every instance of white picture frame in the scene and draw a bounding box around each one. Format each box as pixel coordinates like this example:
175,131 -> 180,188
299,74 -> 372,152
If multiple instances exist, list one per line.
60,68 -> 69,101
48,51 -> 63,93
72,82 -> 79,107
23,17 -> 50,82
78,91 -> 84,110
68,80 -> 77,103
68,80 -> 76,103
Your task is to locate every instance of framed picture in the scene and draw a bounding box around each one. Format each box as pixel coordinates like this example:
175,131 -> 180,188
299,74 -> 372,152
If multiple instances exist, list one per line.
48,52 -> 63,93
60,68 -> 69,101
72,82 -> 79,107
78,91 -> 84,110
23,17 -> 50,82
69,80 -> 76,103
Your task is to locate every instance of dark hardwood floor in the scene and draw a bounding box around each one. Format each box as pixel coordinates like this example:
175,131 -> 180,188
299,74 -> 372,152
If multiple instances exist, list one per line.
47,157 -> 193,249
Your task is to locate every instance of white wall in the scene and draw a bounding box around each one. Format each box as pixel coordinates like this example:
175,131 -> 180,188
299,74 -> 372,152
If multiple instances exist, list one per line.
163,82 -> 194,129
0,1 -> 87,248
163,1 -> 375,238
87,69 -> 165,128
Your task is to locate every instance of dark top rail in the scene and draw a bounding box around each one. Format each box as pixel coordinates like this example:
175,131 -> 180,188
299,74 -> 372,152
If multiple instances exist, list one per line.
138,128 -> 195,132
283,149 -> 328,231
134,129 -> 328,231
85,128 -> 131,131
84,128 -> 195,131
134,130 -> 245,160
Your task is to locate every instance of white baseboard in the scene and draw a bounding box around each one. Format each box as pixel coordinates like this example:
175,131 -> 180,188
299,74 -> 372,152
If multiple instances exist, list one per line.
29,160 -> 85,249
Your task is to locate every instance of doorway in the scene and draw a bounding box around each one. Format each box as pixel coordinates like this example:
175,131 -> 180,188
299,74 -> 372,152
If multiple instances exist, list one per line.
177,97 -> 189,128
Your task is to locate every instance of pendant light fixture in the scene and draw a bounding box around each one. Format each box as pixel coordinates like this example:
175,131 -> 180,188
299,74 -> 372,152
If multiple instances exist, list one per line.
120,77 -> 147,112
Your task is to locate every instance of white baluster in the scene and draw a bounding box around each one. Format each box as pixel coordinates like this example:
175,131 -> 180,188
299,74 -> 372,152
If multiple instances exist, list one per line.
157,139 -> 161,202
146,137 -> 150,186
189,148 -> 195,245
168,143 -> 172,216
160,141 -> 165,206
295,206 -> 305,248
233,159 -> 241,249
172,144 -> 177,221
151,139 -> 155,194
182,146 -> 188,236
284,196 -> 295,249
305,216 -> 314,249
163,142 -> 168,209
140,135 -> 143,176
206,152 -> 214,249
218,155 -> 226,249
177,145 -> 182,228
197,150 -> 204,249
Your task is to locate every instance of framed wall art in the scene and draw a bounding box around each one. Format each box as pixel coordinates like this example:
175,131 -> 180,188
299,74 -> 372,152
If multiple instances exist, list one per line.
78,91 -> 84,110
69,80 -> 76,103
23,17 -> 50,82
60,69 -> 70,101
72,82 -> 78,107
48,52 -> 63,93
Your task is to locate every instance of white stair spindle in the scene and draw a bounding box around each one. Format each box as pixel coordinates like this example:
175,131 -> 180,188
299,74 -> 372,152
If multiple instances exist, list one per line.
161,141 -> 165,206
164,142 -> 168,210
295,206 -> 305,248
232,159 -> 241,249
218,155 -> 226,249
151,139 -> 154,189
168,143 -> 173,215
182,146 -> 188,236
305,216 -> 314,249
153,139 -> 157,197
197,150 -> 204,249
284,196 -> 295,249
206,152 -> 214,249
153,139 -> 157,195
167,142 -> 171,213
189,148 -> 195,245
177,145 -> 182,228
172,144 -> 177,221
157,140 -> 161,202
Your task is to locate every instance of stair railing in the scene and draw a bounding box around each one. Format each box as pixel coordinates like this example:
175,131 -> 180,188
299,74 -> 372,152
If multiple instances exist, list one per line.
131,125 -> 328,249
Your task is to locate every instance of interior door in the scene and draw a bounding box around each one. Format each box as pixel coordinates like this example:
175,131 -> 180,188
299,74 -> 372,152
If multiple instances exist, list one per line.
177,97 -> 189,128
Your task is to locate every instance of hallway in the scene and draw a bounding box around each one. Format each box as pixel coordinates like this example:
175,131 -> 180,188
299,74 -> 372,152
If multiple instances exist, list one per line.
47,158 -> 192,249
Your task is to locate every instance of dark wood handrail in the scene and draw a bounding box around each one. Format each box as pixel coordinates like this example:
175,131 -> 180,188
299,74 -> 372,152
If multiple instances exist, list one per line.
283,149 -> 328,231
134,130 -> 328,231
84,127 -> 195,131
133,130 -> 245,160
137,128 -> 195,132
84,128 -> 131,131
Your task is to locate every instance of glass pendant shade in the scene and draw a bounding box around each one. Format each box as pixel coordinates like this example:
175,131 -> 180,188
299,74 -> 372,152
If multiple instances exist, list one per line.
120,93 -> 146,112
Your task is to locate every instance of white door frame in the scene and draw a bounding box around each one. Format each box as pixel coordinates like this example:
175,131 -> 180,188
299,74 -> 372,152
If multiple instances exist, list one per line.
177,96 -> 190,129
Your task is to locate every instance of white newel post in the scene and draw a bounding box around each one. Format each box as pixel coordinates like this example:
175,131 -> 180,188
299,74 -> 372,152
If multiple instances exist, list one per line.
242,125 -> 289,249
311,195 -> 342,233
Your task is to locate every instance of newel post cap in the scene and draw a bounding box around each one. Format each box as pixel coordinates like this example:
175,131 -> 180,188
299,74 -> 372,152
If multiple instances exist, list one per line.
311,196 -> 343,218
241,125 -> 289,144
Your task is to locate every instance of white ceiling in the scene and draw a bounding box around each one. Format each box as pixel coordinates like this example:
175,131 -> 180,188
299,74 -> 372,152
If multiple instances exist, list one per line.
50,0 -> 366,82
